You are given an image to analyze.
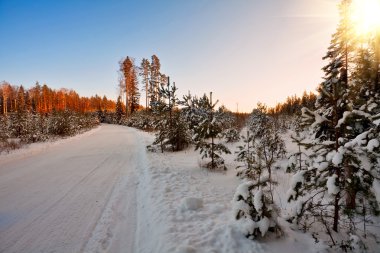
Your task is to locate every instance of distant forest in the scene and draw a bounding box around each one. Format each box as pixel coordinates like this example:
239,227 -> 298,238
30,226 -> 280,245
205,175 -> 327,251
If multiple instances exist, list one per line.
0,81 -> 116,115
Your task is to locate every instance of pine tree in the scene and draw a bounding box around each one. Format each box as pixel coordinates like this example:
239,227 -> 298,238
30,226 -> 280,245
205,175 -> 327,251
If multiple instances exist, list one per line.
14,86 -> 28,139
149,78 -> 191,152
120,56 -> 140,116
235,130 -> 256,179
232,180 -> 281,239
181,92 -> 231,170
240,104 -> 285,198
140,58 -> 151,109
115,96 -> 124,124
287,1 -> 380,245
129,67 -> 140,114
233,108 -> 285,239
1,82 -> 12,116
287,0 -> 351,233
150,55 -> 161,107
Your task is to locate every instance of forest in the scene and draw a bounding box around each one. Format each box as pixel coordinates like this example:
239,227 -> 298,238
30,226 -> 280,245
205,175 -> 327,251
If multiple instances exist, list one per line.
0,82 -> 115,151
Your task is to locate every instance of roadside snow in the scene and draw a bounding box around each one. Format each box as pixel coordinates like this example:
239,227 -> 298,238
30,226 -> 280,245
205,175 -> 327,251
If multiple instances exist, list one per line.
135,146 -> 265,253
0,125 -> 101,166
135,130 -> 333,253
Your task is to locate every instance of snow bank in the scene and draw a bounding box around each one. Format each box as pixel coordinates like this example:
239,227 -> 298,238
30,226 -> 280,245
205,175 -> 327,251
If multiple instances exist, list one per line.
135,129 -> 353,253
135,144 -> 265,253
0,125 -> 101,165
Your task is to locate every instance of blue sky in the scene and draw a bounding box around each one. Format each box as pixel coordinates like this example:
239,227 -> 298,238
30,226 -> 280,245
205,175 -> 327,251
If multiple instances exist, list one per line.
0,0 -> 339,112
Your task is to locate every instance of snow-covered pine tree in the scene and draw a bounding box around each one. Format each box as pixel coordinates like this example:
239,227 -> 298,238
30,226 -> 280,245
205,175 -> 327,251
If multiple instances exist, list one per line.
149,78 -> 191,152
235,130 -> 256,179
149,55 -> 161,108
218,106 -> 241,143
9,86 -> 29,141
181,92 -> 231,170
286,116 -> 309,173
341,14 -> 380,234
232,180 -> 281,239
115,96 -> 124,124
287,0 -> 354,234
233,104 -> 285,239
245,104 -> 286,188
0,115 -> 8,146
287,1 -> 380,246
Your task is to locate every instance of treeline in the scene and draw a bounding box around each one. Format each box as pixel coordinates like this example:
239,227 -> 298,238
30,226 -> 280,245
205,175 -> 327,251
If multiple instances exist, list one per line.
267,91 -> 317,115
0,81 -> 116,115
0,81 -> 113,153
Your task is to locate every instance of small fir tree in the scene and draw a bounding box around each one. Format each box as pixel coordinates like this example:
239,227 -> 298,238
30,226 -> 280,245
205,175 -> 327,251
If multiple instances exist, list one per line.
181,92 -> 231,169
149,78 -> 191,152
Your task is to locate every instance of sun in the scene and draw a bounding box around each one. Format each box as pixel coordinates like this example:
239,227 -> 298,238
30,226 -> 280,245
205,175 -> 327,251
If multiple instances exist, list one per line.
350,0 -> 380,36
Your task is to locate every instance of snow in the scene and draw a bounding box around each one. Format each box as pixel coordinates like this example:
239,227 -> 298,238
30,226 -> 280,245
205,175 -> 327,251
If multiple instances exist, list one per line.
2,123 -> 378,253
258,216 -> 270,237
336,110 -> 370,128
326,150 -> 336,161
327,174 -> 339,195
373,179 -> 380,204
286,170 -> 305,200
368,102 -> 377,112
301,107 -> 328,129
133,129 -> 337,253
326,149 -> 343,166
344,131 -> 368,148
253,189 -> 263,214
176,245 -> 197,253
332,152 -> 343,166
290,171 -> 305,189
233,181 -> 254,201
0,124 -> 141,253
367,139 -> 379,152
181,197 -> 204,211
315,161 -> 329,171
135,144 -> 266,253
0,125 -> 101,163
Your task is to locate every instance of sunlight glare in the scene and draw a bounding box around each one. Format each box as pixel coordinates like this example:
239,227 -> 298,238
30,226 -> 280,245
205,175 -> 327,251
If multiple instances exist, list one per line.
351,0 -> 380,36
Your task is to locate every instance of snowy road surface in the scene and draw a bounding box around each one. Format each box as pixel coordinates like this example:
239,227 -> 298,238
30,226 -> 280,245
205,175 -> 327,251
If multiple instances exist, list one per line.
0,124 -> 144,253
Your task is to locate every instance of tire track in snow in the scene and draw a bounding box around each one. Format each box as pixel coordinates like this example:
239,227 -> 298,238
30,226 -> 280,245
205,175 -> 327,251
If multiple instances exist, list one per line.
0,155 -> 113,253
0,124 -> 144,253
82,128 -> 144,253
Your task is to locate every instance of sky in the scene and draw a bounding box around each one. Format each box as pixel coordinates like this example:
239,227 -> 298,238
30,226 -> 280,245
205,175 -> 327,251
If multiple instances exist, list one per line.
0,0 -> 340,112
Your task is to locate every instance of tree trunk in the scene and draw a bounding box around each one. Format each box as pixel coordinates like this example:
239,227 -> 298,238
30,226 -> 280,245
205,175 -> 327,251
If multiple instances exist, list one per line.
211,136 -> 214,169
333,192 -> 340,232
345,165 -> 356,209
374,35 -> 380,91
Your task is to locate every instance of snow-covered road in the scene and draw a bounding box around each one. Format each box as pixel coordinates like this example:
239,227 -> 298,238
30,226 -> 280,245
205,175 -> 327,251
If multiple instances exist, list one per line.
0,124 -> 144,253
